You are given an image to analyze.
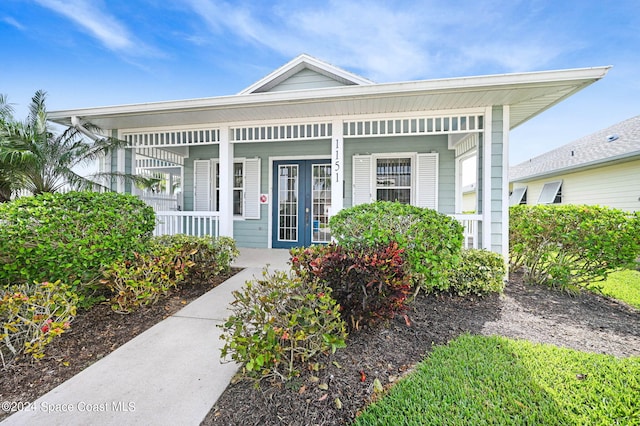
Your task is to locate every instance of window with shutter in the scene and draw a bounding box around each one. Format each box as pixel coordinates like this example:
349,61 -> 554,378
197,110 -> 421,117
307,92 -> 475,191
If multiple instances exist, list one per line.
193,159 -> 211,211
352,155 -> 372,205
244,158 -> 261,219
416,153 -> 438,209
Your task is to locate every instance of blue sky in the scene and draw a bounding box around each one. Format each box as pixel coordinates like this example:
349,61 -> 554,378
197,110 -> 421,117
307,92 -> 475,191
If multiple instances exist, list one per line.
1,0 -> 639,164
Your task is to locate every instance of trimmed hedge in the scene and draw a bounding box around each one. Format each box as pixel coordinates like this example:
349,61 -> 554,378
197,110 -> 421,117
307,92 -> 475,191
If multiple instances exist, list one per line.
447,249 -> 506,296
0,192 -> 155,291
329,202 -> 463,291
510,204 -> 640,291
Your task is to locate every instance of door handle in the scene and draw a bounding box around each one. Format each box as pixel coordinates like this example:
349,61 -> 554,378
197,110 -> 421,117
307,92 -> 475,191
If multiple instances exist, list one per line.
305,207 -> 310,226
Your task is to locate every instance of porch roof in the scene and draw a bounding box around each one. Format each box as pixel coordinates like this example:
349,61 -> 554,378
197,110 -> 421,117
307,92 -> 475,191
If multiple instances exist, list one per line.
49,66 -> 610,132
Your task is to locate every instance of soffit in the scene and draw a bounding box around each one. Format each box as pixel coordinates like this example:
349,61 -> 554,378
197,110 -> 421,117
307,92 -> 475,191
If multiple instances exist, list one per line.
49,67 -> 610,132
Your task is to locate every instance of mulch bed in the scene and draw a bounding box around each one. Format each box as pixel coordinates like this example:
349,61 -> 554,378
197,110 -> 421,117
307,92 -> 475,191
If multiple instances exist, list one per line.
203,272 -> 640,426
2,271 -> 639,425
0,269 -> 241,421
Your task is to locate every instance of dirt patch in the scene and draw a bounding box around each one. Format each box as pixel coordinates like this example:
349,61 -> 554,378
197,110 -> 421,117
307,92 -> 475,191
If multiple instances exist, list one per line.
0,269 -> 241,421
203,272 -> 640,426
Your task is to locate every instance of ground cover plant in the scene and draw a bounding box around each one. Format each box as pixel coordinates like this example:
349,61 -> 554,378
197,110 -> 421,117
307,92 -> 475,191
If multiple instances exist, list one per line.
354,334 -> 639,425
330,202 -> 463,291
510,204 -> 640,292
592,269 -> 640,309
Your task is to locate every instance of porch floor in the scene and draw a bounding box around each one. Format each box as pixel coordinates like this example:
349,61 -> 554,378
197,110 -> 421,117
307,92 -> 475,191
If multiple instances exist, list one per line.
1,249 -> 290,426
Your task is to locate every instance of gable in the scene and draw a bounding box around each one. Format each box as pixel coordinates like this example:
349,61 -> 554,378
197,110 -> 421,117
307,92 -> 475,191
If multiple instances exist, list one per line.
239,54 -> 373,94
265,68 -> 350,92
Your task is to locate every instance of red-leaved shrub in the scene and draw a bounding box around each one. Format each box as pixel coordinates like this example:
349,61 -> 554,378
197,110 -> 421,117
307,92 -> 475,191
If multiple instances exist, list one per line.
290,243 -> 413,329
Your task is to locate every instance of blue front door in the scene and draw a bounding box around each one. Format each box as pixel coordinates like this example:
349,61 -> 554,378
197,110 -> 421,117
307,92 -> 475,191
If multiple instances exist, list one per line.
272,160 -> 332,249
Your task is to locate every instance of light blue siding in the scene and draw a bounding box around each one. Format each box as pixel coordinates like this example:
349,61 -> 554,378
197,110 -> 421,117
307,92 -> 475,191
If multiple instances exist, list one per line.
490,106 -> 505,254
343,135 -> 455,213
268,69 -> 348,92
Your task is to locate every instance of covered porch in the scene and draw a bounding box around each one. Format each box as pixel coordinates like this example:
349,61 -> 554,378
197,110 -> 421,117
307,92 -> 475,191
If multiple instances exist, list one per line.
48,55 -> 609,259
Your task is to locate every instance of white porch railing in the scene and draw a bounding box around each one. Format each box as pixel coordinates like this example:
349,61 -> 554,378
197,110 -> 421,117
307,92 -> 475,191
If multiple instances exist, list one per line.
138,193 -> 178,211
154,211 -> 220,237
450,214 -> 482,249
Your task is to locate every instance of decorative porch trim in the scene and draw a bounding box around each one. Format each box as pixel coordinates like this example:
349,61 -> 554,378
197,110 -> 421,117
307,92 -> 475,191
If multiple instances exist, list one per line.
124,128 -> 220,148
135,147 -> 185,166
454,133 -> 479,157
230,122 -> 333,143
135,157 -> 180,169
343,114 -> 484,138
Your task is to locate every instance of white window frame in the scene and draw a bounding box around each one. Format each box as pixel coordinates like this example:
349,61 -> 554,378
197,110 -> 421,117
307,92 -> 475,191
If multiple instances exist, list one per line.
538,180 -> 562,204
373,153 -> 416,205
212,159 -> 246,218
352,151 -> 438,210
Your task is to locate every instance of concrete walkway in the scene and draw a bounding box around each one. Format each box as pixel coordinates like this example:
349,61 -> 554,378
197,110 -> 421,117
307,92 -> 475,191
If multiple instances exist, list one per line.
1,248 -> 290,426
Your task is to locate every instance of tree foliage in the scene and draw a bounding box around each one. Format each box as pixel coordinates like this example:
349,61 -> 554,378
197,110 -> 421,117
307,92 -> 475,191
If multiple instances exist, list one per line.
0,90 -> 139,199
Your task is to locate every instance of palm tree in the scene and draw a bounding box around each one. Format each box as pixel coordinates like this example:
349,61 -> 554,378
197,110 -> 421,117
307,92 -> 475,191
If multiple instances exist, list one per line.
0,90 -> 140,198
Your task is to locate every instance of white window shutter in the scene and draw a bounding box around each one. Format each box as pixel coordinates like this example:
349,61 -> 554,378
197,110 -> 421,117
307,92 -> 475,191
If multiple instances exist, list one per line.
416,153 -> 438,209
243,158 -> 261,219
193,159 -> 211,211
352,155 -> 372,205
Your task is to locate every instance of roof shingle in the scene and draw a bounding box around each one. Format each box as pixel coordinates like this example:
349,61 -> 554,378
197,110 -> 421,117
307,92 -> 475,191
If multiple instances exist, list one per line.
510,115 -> 640,181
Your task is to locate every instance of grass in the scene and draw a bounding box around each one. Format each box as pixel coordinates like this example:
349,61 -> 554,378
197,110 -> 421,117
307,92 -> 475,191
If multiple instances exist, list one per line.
593,269 -> 640,309
353,334 -> 640,425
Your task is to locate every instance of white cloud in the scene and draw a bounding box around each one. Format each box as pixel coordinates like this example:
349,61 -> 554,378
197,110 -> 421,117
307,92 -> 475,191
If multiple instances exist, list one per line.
183,0 -> 580,81
2,16 -> 26,31
34,0 -> 132,50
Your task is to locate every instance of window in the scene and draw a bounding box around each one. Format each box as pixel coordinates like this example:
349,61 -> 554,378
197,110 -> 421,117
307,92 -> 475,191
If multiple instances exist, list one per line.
352,153 -> 438,209
509,186 -> 527,206
376,157 -> 412,204
215,162 -> 244,215
538,181 -> 562,204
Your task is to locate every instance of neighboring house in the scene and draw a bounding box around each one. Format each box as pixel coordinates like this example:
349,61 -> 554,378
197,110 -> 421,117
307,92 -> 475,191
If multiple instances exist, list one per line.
510,115 -> 640,212
49,54 -> 609,259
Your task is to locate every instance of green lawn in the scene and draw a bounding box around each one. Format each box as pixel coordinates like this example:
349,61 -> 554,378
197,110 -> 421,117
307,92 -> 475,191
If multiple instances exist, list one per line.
595,269 -> 640,309
353,334 -> 640,425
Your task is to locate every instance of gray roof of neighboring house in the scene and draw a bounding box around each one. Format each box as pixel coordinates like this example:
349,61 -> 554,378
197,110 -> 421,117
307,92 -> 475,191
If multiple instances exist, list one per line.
510,115 -> 640,182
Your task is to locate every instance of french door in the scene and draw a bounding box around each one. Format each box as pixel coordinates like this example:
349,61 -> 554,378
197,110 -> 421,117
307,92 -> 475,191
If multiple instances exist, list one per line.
272,160 -> 332,248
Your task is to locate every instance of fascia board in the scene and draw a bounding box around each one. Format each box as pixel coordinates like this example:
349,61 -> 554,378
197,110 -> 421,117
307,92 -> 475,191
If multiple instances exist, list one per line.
49,66 -> 611,123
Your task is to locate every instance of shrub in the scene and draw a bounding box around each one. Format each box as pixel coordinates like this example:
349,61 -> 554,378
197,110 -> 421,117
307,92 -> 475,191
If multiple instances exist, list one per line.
330,202 -> 463,291
291,243 -> 413,330
220,269 -> 347,380
0,192 -> 156,296
101,248 -> 194,313
150,235 -> 239,281
447,249 -> 506,296
510,205 -> 640,291
0,281 -> 78,367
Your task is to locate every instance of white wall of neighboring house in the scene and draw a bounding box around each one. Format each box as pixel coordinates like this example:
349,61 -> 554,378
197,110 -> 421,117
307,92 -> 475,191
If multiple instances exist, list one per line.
512,158 -> 640,212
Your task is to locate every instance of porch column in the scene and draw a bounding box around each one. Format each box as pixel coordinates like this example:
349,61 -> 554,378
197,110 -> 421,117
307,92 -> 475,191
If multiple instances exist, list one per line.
218,127 -> 234,238
482,107 -> 492,250
501,105 -> 510,262
331,120 -> 344,215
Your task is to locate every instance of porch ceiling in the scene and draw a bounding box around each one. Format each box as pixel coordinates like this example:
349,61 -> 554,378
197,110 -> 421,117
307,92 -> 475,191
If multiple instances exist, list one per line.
49,66 -> 610,132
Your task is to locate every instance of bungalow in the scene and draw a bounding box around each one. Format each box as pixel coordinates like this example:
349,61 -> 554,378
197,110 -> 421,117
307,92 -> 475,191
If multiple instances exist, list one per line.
510,115 -> 640,212
49,54 -> 609,259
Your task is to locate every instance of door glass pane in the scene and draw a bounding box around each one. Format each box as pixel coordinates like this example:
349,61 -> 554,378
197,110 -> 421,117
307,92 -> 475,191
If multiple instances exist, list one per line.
312,164 -> 332,243
278,165 -> 298,241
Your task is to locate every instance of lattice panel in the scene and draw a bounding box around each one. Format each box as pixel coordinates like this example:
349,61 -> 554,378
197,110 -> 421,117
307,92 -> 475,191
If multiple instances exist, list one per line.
135,147 -> 184,166
125,128 -> 220,147
231,122 -> 332,142
343,115 -> 484,137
